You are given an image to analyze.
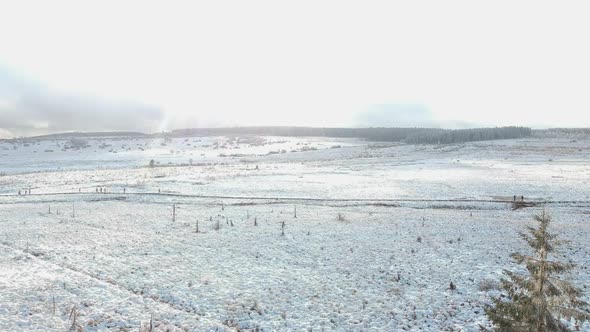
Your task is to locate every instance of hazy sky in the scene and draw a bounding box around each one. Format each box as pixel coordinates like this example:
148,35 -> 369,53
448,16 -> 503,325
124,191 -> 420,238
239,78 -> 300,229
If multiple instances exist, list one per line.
1,1 -> 589,137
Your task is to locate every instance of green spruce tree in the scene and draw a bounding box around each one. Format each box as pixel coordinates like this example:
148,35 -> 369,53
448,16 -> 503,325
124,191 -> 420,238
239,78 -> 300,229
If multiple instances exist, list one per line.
484,210 -> 589,331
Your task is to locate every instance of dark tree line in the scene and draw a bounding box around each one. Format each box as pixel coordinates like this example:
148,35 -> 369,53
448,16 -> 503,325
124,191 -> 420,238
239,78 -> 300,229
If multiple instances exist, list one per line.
170,126 -> 532,144
404,126 -> 532,144
533,128 -> 590,139
9,126 -> 534,145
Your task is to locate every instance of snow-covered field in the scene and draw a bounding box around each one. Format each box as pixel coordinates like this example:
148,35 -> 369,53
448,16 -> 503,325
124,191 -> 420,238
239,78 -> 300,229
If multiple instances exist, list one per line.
0,136 -> 589,331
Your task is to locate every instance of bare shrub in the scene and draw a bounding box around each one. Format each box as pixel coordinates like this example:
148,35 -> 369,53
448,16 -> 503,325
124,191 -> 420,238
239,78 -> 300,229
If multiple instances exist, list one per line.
478,279 -> 500,292
212,219 -> 221,231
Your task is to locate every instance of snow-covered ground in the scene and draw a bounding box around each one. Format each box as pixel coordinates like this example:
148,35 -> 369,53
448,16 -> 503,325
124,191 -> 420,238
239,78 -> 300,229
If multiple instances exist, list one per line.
0,136 -> 589,331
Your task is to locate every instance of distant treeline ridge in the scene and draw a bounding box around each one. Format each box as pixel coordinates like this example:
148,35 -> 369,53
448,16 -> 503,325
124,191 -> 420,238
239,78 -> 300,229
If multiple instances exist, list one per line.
171,126 -> 532,144
15,126 -> 534,144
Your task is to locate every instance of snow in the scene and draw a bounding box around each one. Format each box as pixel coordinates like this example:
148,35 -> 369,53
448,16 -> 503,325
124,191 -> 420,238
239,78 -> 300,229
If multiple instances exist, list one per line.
0,136 -> 589,331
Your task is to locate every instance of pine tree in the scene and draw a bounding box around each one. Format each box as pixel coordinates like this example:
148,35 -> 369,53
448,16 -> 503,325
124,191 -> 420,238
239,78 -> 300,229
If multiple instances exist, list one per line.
484,210 -> 589,331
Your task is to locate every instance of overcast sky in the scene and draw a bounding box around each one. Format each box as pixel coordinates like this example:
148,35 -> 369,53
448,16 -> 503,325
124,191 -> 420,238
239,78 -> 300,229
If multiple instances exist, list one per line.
1,1 -> 589,137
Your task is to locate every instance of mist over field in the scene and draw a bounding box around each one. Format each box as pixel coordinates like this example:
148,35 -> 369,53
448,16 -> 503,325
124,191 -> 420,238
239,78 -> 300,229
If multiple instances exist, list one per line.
0,66 -> 164,138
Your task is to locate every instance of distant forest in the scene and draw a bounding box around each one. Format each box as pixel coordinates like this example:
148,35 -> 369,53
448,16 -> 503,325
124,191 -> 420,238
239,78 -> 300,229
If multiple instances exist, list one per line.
171,126 -> 532,144
532,128 -> 590,139
16,126 -> 533,145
